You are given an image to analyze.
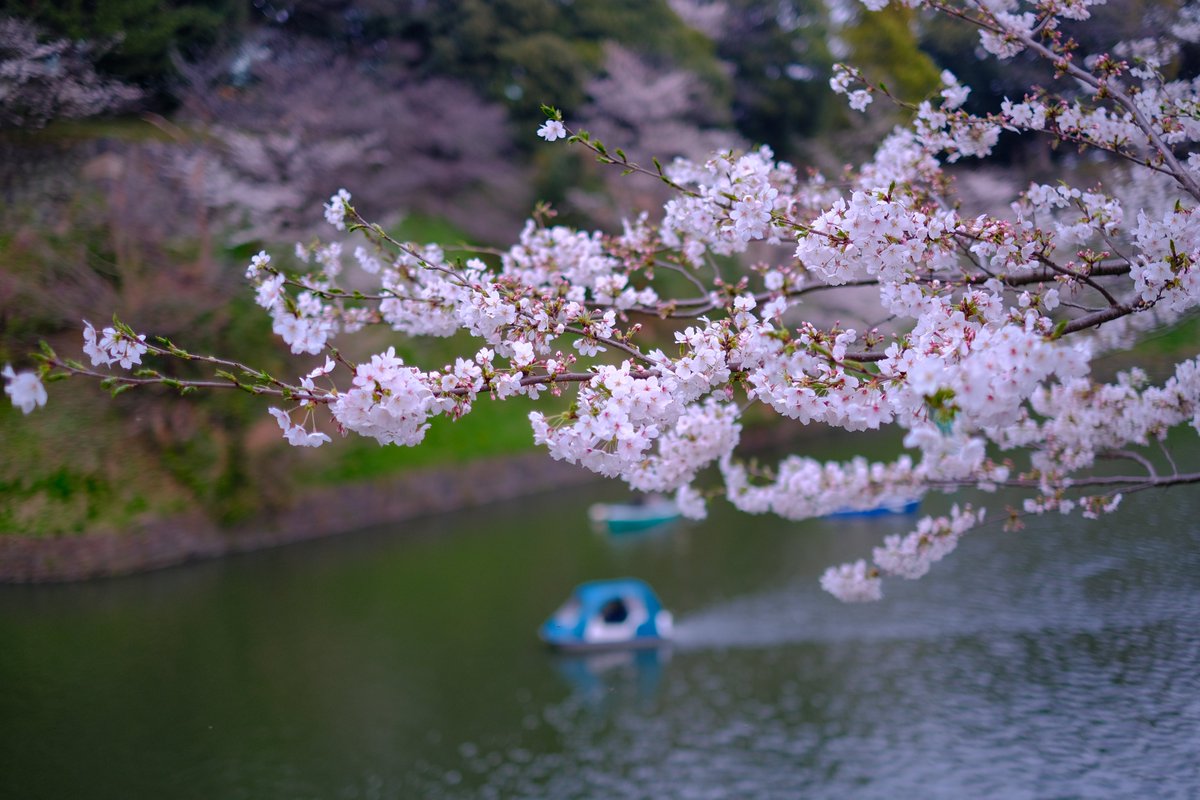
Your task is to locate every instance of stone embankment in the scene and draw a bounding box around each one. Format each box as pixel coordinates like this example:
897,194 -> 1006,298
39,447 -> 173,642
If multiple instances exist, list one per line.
0,453 -> 595,583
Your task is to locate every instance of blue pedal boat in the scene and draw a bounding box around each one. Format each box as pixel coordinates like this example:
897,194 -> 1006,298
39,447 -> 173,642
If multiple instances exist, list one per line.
539,579 -> 674,651
826,498 -> 921,518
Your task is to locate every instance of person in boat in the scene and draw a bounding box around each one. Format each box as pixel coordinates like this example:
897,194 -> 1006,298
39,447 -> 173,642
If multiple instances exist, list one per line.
600,598 -> 629,624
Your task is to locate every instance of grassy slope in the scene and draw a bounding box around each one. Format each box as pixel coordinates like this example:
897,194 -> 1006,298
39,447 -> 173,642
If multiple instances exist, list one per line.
1,212 -> 545,535
0,384 -> 193,536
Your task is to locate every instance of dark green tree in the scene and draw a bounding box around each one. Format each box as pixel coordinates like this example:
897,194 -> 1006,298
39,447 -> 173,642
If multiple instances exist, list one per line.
5,0 -> 244,95
713,0 -> 836,158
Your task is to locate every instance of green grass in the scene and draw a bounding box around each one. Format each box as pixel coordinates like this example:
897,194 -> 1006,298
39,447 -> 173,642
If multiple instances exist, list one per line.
0,116 -> 178,145
1129,314 -> 1200,357
1091,314 -> 1200,382
0,385 -> 192,537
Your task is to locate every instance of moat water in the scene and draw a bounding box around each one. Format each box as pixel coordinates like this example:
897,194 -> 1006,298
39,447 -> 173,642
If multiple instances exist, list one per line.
2,479 -> 1198,798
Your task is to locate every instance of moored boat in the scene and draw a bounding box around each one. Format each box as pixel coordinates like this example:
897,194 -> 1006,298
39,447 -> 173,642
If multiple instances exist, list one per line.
826,498 -> 921,518
587,497 -> 681,534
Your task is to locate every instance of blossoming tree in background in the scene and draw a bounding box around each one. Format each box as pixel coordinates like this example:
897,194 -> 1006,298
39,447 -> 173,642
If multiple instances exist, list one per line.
0,18 -> 142,129
9,0 -> 1200,602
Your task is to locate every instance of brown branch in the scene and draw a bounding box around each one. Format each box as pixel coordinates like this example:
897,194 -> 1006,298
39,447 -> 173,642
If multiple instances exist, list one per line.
1032,253 -> 1121,307
562,324 -> 653,365
1098,448 -> 1158,478
930,471 -> 1200,492
1057,302 -> 1139,335
48,357 -> 314,401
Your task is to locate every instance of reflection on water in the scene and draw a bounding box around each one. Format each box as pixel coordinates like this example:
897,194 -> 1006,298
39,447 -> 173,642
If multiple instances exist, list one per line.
551,648 -> 669,705
1,481 -> 1198,799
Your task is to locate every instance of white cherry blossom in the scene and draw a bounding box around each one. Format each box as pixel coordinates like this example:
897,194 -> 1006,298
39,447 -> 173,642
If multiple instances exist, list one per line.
3,365 -> 47,415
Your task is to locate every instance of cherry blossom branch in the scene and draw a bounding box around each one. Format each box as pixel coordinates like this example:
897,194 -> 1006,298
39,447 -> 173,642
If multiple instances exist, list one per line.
1035,127 -> 1180,179
971,262 -> 1132,286
46,352 -> 645,404
1041,472 -> 1200,490
933,472 -> 1200,492
653,258 -> 712,298
346,208 -> 475,289
1010,29 -> 1200,201
46,356 -> 316,401
562,325 -> 653,365
1057,301 -> 1141,336
940,0 -> 1200,200
1158,439 -> 1180,476
1032,252 -> 1121,307
558,123 -> 697,197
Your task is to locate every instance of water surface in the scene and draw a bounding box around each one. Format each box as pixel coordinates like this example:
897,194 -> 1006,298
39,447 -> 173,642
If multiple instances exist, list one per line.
1,481 -> 1197,798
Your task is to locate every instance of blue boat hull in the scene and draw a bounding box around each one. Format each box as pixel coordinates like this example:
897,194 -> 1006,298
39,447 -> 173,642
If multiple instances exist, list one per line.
539,632 -> 670,653
827,499 -> 920,518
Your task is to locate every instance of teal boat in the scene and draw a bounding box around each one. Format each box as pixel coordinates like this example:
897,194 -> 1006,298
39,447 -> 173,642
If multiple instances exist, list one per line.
587,497 -> 680,534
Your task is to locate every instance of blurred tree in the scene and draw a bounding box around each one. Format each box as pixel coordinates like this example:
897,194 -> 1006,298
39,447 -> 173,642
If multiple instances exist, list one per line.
0,126 -> 292,525
564,42 -> 741,225
4,0 -> 243,97
707,0 -> 835,159
495,30 -> 591,115
0,17 -> 143,128
668,1 -> 935,159
172,30 -> 527,243
277,0 -> 727,135
843,5 -> 940,102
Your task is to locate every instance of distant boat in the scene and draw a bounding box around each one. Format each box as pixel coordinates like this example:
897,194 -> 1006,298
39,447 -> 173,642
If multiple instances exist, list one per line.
539,578 -> 673,652
587,497 -> 681,534
826,498 -> 921,518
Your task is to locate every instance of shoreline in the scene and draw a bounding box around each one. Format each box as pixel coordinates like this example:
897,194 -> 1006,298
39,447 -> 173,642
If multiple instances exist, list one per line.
0,452 -> 597,584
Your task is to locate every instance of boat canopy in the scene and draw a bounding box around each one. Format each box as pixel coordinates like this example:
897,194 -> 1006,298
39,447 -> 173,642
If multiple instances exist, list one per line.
540,578 -> 669,649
